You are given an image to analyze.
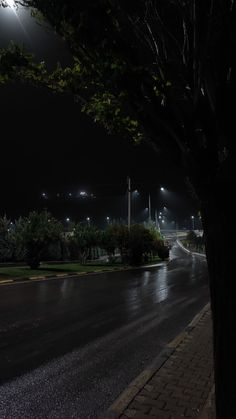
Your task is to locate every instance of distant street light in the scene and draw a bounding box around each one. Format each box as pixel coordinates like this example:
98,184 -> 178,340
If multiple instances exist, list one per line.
160,219 -> 165,232
80,191 -> 87,197
106,216 -> 110,223
160,187 -> 165,191
86,217 -> 90,225
66,217 -> 70,222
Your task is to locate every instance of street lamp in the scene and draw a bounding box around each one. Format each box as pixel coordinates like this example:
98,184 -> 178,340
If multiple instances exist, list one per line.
160,187 -> 165,191
148,193 -> 152,222
127,176 -> 131,230
191,215 -> 195,230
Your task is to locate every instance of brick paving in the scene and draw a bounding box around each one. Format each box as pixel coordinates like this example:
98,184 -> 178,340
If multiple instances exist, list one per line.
199,387 -> 216,419
119,309 -> 214,419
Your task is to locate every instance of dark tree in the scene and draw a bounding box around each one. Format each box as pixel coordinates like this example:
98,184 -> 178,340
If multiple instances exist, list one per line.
0,1 -> 235,416
14,211 -> 62,269
72,224 -> 100,264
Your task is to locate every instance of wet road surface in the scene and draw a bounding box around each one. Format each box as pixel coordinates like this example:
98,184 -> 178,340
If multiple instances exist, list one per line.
0,242 -> 210,418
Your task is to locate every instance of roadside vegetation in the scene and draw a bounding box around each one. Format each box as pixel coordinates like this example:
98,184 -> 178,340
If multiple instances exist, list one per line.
182,231 -> 205,254
0,262 -> 123,280
0,212 -> 169,278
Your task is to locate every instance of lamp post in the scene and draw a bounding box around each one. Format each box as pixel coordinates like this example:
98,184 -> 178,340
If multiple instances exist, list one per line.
127,176 -> 131,230
191,215 -> 195,230
148,193 -> 151,222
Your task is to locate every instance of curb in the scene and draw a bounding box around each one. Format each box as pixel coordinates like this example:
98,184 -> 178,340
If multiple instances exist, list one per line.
0,262 -> 165,287
177,239 -> 206,258
102,302 -> 210,419
0,279 -> 14,285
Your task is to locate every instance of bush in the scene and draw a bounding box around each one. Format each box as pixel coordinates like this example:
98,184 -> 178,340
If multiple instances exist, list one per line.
157,244 -> 170,260
128,224 -> 154,265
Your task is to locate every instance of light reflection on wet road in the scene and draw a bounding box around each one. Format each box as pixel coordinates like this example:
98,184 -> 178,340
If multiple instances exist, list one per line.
0,242 -> 210,418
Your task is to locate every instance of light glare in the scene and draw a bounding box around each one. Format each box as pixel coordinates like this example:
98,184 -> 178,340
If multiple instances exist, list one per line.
6,0 -> 15,8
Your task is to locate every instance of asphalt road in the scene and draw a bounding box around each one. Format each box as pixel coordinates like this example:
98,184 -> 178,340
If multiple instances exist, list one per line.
0,242 -> 210,418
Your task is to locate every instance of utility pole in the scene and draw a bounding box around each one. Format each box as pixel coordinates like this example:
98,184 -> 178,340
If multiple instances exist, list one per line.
174,220 -> 178,239
191,216 -> 195,230
127,176 -> 131,230
148,193 -> 151,222
155,209 -> 160,231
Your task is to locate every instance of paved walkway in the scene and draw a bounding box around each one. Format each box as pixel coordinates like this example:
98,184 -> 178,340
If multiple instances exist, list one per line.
103,304 -> 214,419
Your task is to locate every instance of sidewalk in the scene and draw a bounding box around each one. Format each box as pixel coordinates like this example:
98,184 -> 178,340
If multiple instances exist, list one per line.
103,304 -> 215,419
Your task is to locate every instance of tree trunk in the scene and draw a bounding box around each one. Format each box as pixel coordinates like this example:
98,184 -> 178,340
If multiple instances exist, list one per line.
201,180 -> 236,418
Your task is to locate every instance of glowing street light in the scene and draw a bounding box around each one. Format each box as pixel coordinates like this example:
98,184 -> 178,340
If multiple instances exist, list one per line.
6,0 -> 15,8
160,187 -> 165,191
66,217 -> 70,222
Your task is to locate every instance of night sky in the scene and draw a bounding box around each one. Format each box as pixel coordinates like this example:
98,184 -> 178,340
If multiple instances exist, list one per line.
0,3 -> 199,227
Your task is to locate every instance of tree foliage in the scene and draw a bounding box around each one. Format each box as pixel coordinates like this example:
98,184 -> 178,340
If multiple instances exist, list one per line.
100,223 -> 166,265
0,215 -> 13,261
72,223 -> 101,264
14,211 -> 63,268
1,0 -> 235,189
128,224 -> 155,264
